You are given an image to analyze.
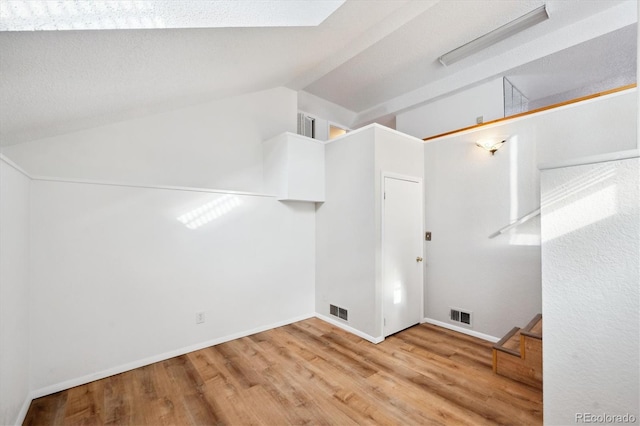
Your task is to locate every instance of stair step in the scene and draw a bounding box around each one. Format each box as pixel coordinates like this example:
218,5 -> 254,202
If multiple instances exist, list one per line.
521,313 -> 542,339
492,314 -> 543,389
492,326 -> 521,357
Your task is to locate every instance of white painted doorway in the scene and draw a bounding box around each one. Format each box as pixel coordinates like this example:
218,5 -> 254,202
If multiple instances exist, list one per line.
382,174 -> 423,337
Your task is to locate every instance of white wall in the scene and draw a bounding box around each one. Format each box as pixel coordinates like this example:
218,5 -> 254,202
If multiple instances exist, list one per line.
316,127 -> 377,338
535,90 -> 637,165
422,128 -> 541,339
373,126 -> 424,336
396,78 -> 504,140
541,157 -> 639,425
0,157 -> 31,425
263,133 -> 325,202
316,125 -> 424,340
1,87 -> 297,193
29,179 -> 315,394
416,88 -> 637,340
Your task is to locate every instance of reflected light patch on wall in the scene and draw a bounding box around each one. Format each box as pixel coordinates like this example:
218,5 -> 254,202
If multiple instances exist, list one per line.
177,195 -> 242,230
542,164 -> 618,242
393,282 -> 402,305
509,135 -> 519,221
543,185 -> 617,242
509,233 -> 541,246
542,163 -> 616,209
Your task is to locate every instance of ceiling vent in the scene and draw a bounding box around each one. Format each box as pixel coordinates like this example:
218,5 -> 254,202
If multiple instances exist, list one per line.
450,308 -> 472,327
330,304 -> 348,321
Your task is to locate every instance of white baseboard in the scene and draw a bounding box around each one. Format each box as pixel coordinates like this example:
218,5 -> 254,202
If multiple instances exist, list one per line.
14,392 -> 35,426
21,314 -> 493,413
422,317 -> 500,343
315,314 -> 384,344
31,313 -> 315,399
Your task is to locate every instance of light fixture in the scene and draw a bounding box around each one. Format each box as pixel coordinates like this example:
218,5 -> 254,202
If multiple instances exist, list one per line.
438,5 -> 549,66
476,139 -> 506,156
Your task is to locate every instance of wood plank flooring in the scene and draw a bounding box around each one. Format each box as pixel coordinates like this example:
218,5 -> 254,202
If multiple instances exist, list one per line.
24,318 -> 542,425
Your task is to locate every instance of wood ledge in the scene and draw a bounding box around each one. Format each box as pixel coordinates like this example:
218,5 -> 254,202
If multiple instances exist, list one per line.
422,83 -> 637,142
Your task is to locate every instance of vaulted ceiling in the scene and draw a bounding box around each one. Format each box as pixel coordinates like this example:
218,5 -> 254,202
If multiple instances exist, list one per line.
0,0 -> 636,145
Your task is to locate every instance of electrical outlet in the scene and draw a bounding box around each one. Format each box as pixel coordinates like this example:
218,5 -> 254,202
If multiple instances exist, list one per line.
476,116 -> 483,124
196,311 -> 205,324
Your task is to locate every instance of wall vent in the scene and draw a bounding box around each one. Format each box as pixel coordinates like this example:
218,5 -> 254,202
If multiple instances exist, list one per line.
297,112 -> 315,139
450,308 -> 472,327
329,304 -> 348,321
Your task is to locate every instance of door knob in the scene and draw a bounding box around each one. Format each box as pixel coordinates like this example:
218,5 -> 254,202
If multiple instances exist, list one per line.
416,257 -> 423,262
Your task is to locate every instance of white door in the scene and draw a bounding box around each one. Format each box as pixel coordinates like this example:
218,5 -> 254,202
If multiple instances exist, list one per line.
383,176 -> 423,337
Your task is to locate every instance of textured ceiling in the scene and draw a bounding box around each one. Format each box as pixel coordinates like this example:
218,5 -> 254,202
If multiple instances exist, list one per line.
505,23 -> 637,102
0,1 -> 409,144
304,0 -> 545,112
0,1 -> 346,31
304,0 -> 636,120
0,0 -> 637,146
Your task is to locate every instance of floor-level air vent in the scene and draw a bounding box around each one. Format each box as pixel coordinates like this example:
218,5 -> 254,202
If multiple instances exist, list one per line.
450,308 -> 472,327
330,304 -> 348,321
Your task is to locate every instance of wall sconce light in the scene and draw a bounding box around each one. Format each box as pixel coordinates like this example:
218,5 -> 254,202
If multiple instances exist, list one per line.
476,139 -> 506,156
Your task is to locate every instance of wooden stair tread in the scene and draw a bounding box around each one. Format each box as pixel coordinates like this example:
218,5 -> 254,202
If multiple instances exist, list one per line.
492,314 -> 542,389
492,327 -> 521,357
520,314 -> 542,339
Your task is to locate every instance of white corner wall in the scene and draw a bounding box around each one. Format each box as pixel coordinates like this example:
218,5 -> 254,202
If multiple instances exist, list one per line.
416,88 -> 637,340
0,157 -> 31,425
422,128 -> 541,339
1,87 -> 297,193
29,179 -> 315,394
316,127 -> 377,338
373,126 -> 424,336
316,125 -> 424,340
541,157 -> 639,424
396,78 -> 504,140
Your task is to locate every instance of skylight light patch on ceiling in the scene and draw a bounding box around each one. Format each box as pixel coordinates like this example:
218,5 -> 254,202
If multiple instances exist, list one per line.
0,0 -> 346,31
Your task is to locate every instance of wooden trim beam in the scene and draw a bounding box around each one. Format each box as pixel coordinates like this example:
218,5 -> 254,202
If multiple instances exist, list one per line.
422,83 -> 637,142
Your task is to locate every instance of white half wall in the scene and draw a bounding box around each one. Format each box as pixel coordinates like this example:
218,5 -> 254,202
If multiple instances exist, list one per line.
535,90 -> 637,165
541,157 -> 639,424
1,87 -> 297,193
29,179 -> 315,393
0,157 -> 31,425
396,78 -> 504,140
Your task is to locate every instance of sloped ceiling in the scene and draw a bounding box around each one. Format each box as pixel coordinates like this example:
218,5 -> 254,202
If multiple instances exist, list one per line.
0,0 -> 636,146
505,23 -> 637,104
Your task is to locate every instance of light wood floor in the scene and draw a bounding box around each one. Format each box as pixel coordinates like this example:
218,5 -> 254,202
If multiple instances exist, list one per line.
24,318 -> 542,425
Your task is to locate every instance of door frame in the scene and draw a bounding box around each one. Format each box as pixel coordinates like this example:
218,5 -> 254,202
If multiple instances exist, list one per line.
380,171 -> 424,338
